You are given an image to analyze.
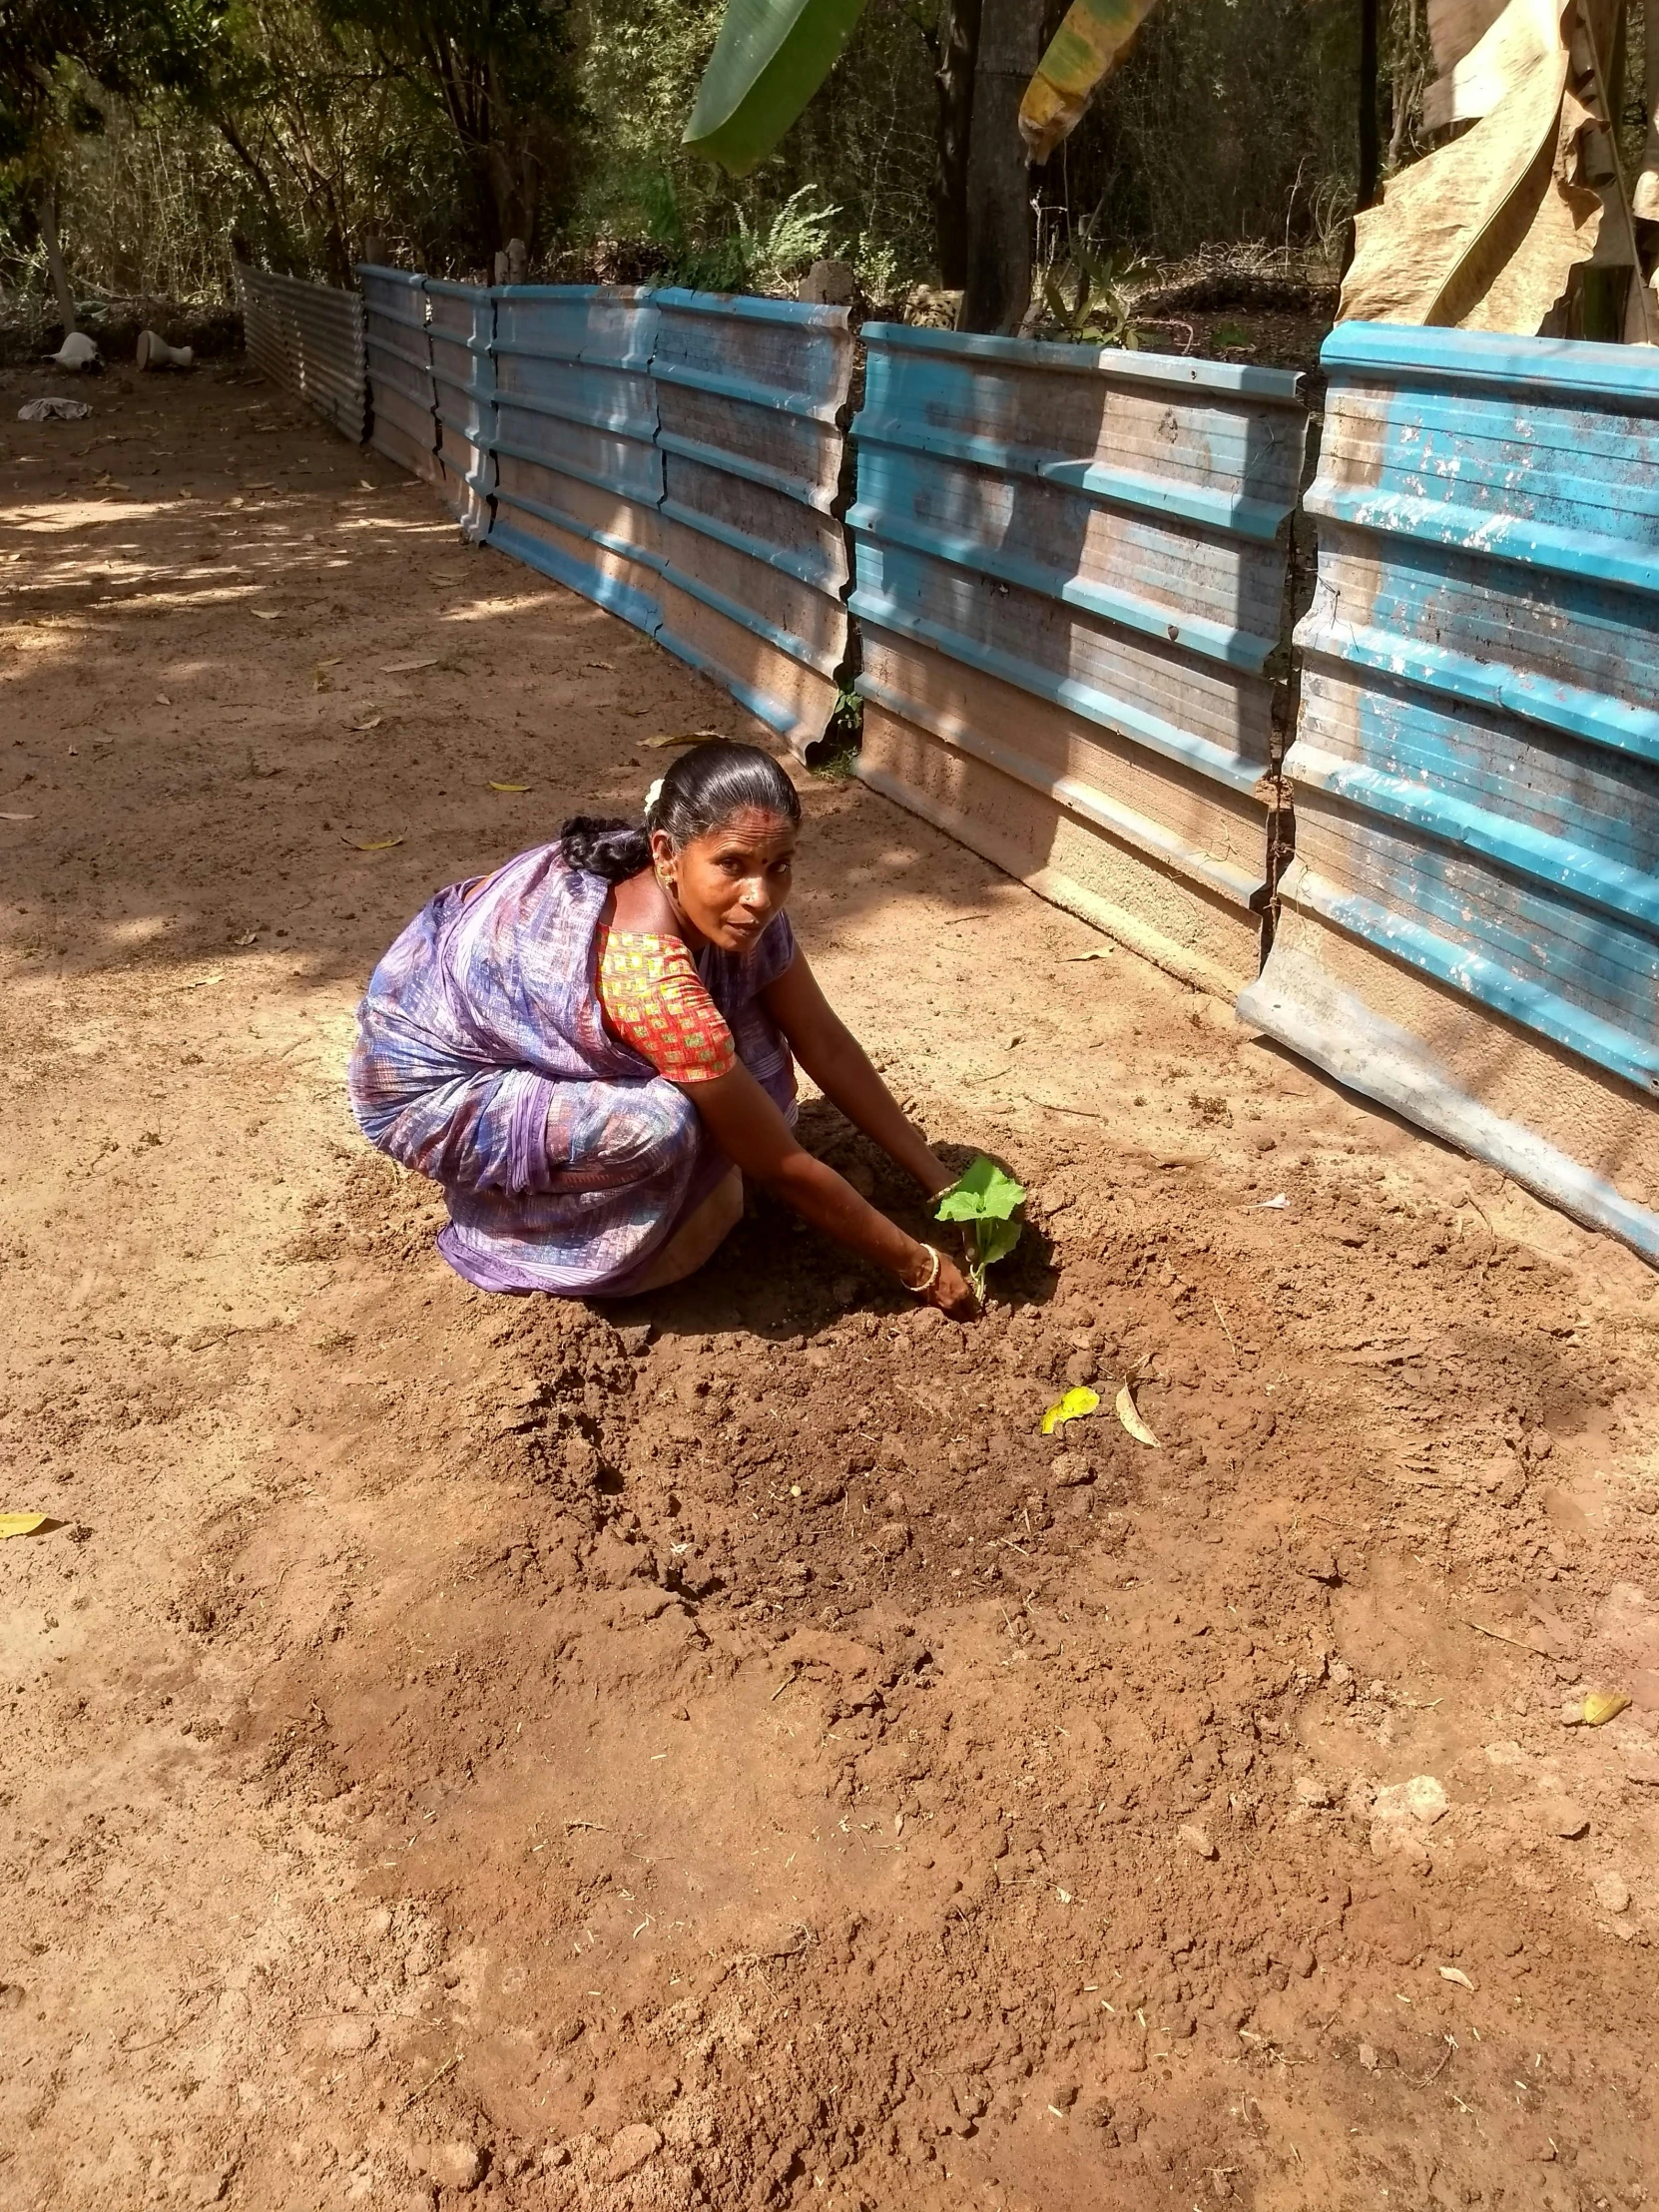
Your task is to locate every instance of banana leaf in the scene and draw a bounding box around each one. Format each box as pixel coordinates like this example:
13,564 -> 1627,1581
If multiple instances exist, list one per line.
1019,0 -> 1162,164
685,0 -> 870,177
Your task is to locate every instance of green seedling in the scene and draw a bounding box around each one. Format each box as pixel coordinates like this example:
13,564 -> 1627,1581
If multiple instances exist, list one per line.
935,1155 -> 1026,1301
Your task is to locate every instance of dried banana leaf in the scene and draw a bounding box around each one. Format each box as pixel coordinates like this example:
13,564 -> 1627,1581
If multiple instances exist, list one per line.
1018,0 -> 1163,164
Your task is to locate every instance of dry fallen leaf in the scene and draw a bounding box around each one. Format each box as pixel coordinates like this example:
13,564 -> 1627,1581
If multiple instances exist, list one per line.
350,715 -> 384,732
155,693 -> 171,706
0,1512 -> 51,1539
1115,1383 -> 1160,1448
488,781 -> 532,793
1437,1964 -> 1476,1990
252,608 -> 281,621
1040,1384 -> 1100,1436
232,930 -> 259,947
0,810 -> 36,822
1584,1690 -> 1632,1727
1065,945 -> 1114,961
340,834 -> 404,852
380,655 -> 439,675
644,729 -> 724,749
1257,1194 -> 1289,1210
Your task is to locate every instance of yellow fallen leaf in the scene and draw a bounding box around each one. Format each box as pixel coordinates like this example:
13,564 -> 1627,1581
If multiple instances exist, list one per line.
380,655 -> 439,675
1040,1385 -> 1100,1435
1115,1382 -> 1160,1447
488,781 -> 532,793
644,729 -> 724,749
1065,946 -> 1114,961
1584,1689 -> 1631,1726
341,834 -> 403,852
1020,0 -> 1163,162
0,1512 -> 51,1538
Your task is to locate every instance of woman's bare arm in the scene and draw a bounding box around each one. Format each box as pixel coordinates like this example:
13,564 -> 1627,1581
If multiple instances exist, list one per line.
762,953 -> 952,1197
686,1060 -> 975,1319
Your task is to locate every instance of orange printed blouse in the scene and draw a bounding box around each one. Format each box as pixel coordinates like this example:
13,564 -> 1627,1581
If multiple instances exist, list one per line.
594,926 -> 737,1085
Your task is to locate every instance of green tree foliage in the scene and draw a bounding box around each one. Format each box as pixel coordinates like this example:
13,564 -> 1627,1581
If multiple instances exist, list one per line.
316,0 -> 583,256
3,0 -> 1369,311
0,0 -> 224,322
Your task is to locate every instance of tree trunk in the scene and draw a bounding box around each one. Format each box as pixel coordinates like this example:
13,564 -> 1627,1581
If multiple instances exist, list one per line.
1359,0 -> 1382,206
959,0 -> 1046,331
37,184 -> 76,336
935,0 -> 982,287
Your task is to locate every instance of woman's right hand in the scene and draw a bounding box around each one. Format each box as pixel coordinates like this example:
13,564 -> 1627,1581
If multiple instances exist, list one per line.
922,1250 -> 978,1322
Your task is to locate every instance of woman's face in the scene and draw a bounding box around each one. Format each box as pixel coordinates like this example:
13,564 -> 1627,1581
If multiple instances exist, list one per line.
655,807 -> 797,952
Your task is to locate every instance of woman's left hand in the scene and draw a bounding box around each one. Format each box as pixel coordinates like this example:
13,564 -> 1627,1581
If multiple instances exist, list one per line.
922,1249 -> 978,1322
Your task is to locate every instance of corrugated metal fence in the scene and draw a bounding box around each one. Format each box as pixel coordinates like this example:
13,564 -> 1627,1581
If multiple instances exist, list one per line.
234,263 -> 366,443
350,275 -> 858,759
490,285 -> 664,633
1239,323 -> 1659,1258
652,290 -> 853,758
359,265 -> 439,484
426,277 -> 496,538
252,268 -> 1655,1264
849,323 -> 1307,998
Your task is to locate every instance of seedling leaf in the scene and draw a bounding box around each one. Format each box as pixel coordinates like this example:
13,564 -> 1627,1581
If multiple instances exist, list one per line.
934,1155 -> 1027,1297
935,1156 -> 1025,1222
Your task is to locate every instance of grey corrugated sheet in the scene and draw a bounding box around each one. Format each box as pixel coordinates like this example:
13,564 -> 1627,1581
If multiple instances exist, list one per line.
426,277 -> 495,540
488,285 -> 664,636
357,264 -> 440,484
235,264 -> 366,443
1240,320 -> 1659,1264
650,290 -> 853,758
847,323 -> 1307,996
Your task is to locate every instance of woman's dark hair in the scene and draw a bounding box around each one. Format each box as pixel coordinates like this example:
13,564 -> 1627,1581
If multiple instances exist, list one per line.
558,741 -> 802,883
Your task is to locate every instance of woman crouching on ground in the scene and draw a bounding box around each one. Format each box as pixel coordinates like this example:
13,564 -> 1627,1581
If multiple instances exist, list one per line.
347,742 -> 976,1318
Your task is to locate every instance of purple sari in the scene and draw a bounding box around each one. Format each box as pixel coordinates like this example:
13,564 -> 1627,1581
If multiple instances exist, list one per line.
347,845 -> 797,1294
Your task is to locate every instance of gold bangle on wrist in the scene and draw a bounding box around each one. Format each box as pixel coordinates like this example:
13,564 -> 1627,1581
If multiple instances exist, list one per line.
901,1242 -> 942,1295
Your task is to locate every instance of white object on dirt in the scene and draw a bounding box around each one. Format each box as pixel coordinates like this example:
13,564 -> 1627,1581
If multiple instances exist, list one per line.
1594,1870 -> 1632,1915
51,331 -> 100,370
17,395 -> 91,422
136,328 -> 194,371
1374,1774 -> 1449,1827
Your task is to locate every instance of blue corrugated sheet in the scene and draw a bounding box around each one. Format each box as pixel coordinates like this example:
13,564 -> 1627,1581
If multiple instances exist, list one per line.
358,265 -> 440,484
488,285 -> 664,636
1241,320 -> 1659,1262
650,290 -> 853,755
847,323 -> 1306,992
426,277 -> 495,539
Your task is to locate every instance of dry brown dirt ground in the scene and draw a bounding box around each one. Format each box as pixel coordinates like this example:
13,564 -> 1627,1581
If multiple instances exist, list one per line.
4,354 -> 1659,2212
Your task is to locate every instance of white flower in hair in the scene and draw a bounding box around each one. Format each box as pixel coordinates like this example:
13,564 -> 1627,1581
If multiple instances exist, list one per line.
644,778 -> 664,818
